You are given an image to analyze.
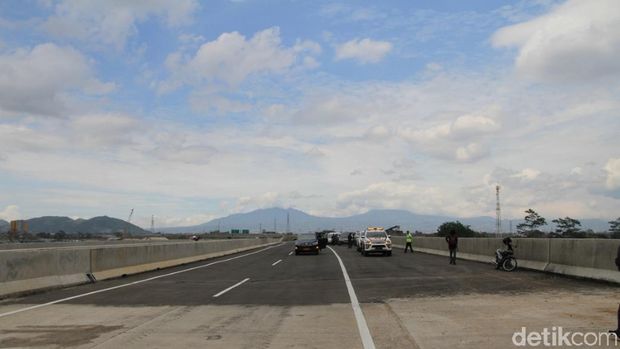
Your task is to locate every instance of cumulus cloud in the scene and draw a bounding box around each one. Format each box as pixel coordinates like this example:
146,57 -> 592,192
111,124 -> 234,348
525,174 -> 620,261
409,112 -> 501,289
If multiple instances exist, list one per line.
234,192 -> 282,213
511,168 -> 541,181
0,43 -> 114,117
335,181 -> 465,216
605,158 -> 620,190
0,205 -> 21,221
162,27 -> 320,90
399,112 -> 499,162
455,143 -> 488,162
42,0 -> 199,49
492,0 -> 620,82
335,38 -> 392,64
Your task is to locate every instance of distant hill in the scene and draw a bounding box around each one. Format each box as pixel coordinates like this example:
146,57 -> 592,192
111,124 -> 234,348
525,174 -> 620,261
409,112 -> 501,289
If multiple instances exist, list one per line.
157,207 -> 494,233
24,216 -> 148,235
158,207 -> 613,234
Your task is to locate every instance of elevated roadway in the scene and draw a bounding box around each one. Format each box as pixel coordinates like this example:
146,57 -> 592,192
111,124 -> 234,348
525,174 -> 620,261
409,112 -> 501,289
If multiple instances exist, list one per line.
0,243 -> 617,348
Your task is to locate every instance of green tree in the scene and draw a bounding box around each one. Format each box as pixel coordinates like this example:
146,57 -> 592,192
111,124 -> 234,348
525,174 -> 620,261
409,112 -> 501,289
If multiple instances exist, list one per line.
552,217 -> 582,237
436,221 -> 478,237
609,217 -> 620,239
516,209 -> 547,237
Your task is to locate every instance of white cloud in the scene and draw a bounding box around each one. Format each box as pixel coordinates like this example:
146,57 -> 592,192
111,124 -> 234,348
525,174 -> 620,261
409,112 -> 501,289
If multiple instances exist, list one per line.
335,38 -> 392,64
159,213 -> 217,228
320,4 -> 385,22
492,0 -> 620,82
189,92 -> 253,114
510,168 -> 541,181
399,112 -> 499,162
605,158 -> 620,190
72,114 -> 138,148
234,192 -> 282,213
0,205 -> 21,221
42,0 -> 199,49
336,182 -> 466,217
455,143 -> 487,162
364,125 -> 391,140
0,43 -> 114,117
164,27 -> 320,89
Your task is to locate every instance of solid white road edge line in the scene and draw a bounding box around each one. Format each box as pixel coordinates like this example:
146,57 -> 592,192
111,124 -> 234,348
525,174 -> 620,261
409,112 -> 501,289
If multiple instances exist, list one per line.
212,278 -> 250,298
0,243 -> 283,319
327,246 -> 376,349
272,259 -> 282,266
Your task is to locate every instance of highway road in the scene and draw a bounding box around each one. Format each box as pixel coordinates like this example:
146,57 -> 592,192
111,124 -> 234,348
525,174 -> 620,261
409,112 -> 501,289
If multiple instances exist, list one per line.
0,242 -> 617,348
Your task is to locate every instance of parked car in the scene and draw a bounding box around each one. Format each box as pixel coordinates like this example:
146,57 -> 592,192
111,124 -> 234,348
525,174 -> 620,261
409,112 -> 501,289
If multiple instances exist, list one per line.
295,234 -> 320,255
327,232 -> 341,245
359,227 -> 392,256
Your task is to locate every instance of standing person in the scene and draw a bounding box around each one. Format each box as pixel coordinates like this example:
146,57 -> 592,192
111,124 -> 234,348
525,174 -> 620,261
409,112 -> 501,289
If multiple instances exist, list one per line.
445,230 -> 458,265
404,230 -> 413,253
347,233 -> 353,248
610,244 -> 620,337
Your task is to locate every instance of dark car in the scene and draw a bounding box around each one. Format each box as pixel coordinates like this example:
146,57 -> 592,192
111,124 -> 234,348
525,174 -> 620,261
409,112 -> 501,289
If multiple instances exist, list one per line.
295,234 -> 320,255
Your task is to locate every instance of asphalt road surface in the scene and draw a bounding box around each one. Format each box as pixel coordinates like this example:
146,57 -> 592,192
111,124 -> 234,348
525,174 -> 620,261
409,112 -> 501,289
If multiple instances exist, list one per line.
0,242 -> 617,348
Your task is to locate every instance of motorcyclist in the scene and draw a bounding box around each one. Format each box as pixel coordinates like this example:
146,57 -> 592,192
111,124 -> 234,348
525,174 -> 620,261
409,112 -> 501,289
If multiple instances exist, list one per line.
495,237 -> 513,269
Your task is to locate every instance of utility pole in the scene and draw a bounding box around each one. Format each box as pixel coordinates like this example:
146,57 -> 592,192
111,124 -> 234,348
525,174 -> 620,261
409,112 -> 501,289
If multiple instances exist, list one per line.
286,211 -> 290,234
125,208 -> 134,238
496,185 -> 501,237
151,215 -> 155,234
259,223 -> 262,234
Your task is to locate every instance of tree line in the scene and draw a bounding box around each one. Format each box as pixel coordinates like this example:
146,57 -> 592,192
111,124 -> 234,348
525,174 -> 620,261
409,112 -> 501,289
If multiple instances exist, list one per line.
434,210 -> 620,239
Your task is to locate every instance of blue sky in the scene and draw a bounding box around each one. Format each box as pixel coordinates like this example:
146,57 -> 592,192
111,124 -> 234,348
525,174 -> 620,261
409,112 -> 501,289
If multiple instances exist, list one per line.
1,0 -> 619,228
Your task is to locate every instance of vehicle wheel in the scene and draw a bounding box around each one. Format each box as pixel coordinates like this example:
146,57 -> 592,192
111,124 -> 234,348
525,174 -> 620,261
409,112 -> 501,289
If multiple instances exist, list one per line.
295,251 -> 299,255
386,251 -> 392,256
502,257 -> 517,272
363,251 -> 369,257
315,250 -> 319,255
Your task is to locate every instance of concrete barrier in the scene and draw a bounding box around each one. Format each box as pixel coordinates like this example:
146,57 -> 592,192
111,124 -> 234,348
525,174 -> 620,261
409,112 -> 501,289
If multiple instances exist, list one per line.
0,238 -> 281,298
391,236 -> 620,284
0,248 -> 91,298
90,238 -> 278,280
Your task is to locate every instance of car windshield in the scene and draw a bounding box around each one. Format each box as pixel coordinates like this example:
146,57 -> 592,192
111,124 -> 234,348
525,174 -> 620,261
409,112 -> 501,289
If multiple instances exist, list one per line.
366,232 -> 386,238
297,233 -> 316,241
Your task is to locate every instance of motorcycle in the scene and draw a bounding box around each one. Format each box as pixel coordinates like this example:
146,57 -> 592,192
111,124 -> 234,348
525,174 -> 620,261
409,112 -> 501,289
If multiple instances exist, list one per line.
494,237 -> 518,272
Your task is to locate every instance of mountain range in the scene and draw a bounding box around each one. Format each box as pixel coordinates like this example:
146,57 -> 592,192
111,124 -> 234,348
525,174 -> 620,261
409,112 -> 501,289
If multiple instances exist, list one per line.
158,208 -> 614,234
0,216 -> 148,235
1,209 -> 613,235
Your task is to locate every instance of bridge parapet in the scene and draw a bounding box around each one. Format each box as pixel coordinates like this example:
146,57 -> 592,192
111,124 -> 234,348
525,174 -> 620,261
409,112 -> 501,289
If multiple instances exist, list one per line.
391,236 -> 620,283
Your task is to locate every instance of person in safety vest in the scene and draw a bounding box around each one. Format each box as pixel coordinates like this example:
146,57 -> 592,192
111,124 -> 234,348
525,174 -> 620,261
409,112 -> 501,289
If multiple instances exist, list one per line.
404,230 -> 413,253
